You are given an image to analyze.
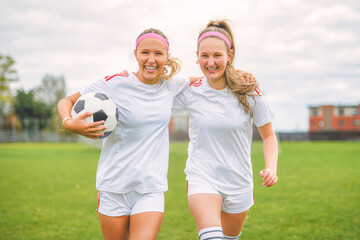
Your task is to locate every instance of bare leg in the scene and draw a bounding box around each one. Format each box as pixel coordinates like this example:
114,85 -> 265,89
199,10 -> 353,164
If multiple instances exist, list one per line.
187,193 -> 223,231
129,212 -> 164,240
98,213 -> 130,240
221,210 -> 249,236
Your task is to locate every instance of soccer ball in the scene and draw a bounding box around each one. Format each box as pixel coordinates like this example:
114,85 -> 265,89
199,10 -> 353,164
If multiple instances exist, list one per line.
71,92 -> 119,139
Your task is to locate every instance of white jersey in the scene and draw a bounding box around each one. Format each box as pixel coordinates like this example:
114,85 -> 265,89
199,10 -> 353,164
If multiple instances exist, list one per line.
80,73 -> 190,194
172,78 -> 274,194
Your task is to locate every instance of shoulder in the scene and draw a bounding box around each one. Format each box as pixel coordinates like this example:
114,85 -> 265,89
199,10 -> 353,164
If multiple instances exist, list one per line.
187,78 -> 205,95
102,73 -> 132,86
248,87 -> 263,100
253,87 -> 262,95
189,78 -> 203,88
103,73 -> 128,82
171,75 -> 189,82
168,75 -> 190,87
182,78 -> 205,96
247,85 -> 262,96
104,73 -> 122,81
246,87 -> 265,106
175,78 -> 204,99
165,75 -> 191,95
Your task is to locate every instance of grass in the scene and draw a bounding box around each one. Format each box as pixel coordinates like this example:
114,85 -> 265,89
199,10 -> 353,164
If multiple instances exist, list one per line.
0,141 -> 359,239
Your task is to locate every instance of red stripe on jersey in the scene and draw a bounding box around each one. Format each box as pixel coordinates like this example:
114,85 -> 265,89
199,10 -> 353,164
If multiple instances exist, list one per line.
254,88 -> 261,95
190,79 -> 202,87
105,73 -> 122,81
186,181 -> 189,195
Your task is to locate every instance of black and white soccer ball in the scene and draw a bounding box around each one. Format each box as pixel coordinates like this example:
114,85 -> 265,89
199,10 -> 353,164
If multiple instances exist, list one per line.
71,92 -> 118,139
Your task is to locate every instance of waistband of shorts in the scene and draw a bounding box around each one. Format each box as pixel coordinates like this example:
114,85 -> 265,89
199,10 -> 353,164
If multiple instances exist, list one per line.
186,174 -> 254,195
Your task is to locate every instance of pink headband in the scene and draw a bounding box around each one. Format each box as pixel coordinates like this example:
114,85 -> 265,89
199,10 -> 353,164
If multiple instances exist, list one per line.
197,31 -> 232,50
135,33 -> 169,51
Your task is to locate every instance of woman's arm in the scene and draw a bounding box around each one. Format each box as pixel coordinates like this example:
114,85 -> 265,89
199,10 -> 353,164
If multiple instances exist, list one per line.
257,122 -> 278,187
117,70 -> 256,85
188,70 -> 256,85
57,92 -> 107,139
117,70 -> 202,85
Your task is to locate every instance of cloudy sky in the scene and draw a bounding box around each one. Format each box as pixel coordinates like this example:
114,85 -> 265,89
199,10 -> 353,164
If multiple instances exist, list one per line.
1,0 -> 359,132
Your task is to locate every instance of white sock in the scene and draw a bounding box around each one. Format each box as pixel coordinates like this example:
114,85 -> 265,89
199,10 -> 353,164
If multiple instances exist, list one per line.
198,226 -> 224,240
223,232 -> 241,239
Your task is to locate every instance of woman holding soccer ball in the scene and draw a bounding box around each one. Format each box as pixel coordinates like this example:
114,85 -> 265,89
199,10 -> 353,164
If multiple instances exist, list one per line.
58,28 -> 194,240
172,20 -> 278,239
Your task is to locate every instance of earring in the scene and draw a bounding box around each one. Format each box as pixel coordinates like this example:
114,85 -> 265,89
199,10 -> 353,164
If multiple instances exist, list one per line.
196,60 -> 199,64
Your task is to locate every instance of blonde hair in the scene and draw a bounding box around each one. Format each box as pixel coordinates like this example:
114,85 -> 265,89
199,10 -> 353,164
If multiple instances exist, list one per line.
198,20 -> 259,115
136,28 -> 182,84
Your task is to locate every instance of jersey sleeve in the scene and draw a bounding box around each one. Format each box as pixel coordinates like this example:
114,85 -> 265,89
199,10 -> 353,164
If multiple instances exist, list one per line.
170,75 -> 191,96
250,94 -> 275,127
171,91 -> 187,115
80,78 -> 111,97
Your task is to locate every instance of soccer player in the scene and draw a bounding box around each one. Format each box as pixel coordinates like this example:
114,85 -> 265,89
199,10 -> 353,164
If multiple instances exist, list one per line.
58,28 -> 190,240
172,20 -> 279,240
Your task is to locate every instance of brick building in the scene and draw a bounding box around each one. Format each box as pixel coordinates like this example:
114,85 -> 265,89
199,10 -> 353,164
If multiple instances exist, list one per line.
309,104 -> 360,140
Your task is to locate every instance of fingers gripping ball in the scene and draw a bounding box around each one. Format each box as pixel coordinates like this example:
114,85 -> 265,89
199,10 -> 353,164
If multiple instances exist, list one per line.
71,92 -> 119,139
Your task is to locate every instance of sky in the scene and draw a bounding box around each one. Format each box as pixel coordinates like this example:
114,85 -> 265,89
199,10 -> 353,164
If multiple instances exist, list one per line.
1,0 -> 359,132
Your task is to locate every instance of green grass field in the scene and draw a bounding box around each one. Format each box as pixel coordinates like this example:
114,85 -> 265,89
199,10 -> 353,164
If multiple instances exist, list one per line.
0,141 -> 359,240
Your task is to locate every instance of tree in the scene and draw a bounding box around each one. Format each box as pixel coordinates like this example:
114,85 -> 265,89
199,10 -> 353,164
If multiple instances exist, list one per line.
0,54 -> 18,116
13,89 -> 53,130
33,74 -> 66,106
33,74 -> 66,131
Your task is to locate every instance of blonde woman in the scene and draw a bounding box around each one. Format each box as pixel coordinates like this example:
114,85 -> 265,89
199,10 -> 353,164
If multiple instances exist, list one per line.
172,20 -> 279,239
58,28 -> 189,240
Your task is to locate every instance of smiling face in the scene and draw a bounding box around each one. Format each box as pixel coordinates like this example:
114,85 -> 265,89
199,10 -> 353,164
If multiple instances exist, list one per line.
197,37 -> 233,89
134,38 -> 169,84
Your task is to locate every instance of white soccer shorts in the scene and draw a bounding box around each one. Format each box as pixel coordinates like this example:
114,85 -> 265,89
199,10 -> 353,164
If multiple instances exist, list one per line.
97,191 -> 165,217
187,175 -> 254,214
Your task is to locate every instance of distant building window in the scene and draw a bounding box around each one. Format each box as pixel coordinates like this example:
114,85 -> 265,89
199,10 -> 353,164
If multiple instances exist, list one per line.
354,120 -> 359,126
338,120 -> 344,126
353,108 -> 359,116
338,108 -> 344,116
312,109 -> 318,116
319,121 -> 324,128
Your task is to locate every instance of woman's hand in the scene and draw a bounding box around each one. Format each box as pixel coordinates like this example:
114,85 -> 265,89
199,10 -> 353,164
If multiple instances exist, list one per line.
259,168 -> 278,187
64,112 -> 107,139
189,76 -> 203,84
236,70 -> 257,84
119,70 -> 130,77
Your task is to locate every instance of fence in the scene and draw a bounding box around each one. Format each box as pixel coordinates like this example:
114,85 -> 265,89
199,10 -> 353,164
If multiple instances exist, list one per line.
0,129 -> 79,143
